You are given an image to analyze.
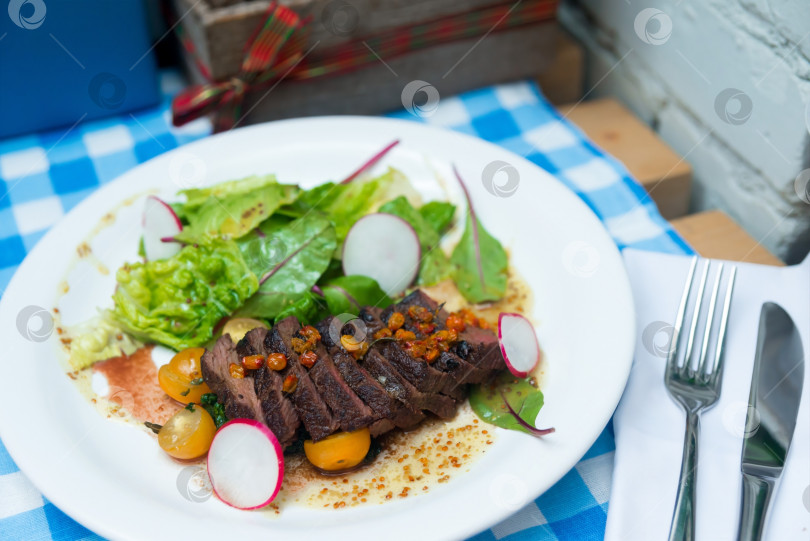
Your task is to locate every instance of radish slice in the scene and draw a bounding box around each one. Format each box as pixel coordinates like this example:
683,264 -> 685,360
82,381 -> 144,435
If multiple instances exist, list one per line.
342,213 -> 420,297
207,419 -> 284,510
143,196 -> 182,261
498,313 -> 541,378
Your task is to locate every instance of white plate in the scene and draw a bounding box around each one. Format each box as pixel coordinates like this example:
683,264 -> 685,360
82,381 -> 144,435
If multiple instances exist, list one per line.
0,117 -> 635,541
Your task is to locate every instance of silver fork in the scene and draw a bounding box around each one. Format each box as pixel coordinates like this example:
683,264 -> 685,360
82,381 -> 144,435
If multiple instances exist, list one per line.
665,257 -> 737,541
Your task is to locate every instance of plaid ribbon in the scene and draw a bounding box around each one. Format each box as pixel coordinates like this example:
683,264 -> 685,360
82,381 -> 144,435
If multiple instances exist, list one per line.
171,0 -> 558,132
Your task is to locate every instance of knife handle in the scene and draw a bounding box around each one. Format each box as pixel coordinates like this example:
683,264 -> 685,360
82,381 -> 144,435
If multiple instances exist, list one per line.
736,473 -> 774,541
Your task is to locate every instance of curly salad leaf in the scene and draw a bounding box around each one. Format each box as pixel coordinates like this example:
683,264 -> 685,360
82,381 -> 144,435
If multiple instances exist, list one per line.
112,238 -> 258,350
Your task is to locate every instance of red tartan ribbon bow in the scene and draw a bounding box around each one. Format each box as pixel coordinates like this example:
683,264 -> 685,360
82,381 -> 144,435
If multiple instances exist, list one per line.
172,2 -> 309,132
172,0 -> 558,132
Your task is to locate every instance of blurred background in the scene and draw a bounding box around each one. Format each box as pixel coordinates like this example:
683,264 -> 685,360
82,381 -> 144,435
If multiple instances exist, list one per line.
1,0 -> 808,264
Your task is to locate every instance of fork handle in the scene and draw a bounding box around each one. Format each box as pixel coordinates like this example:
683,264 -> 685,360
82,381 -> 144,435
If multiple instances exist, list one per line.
736,473 -> 774,541
668,411 -> 699,541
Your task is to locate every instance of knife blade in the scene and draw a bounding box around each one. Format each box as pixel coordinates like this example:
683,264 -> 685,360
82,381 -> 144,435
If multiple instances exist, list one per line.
736,302 -> 805,541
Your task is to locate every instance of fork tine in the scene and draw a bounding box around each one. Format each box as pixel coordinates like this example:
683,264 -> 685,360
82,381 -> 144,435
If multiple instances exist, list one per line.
666,257 -> 698,376
682,260 -> 711,374
697,263 -> 724,378
710,266 -> 737,382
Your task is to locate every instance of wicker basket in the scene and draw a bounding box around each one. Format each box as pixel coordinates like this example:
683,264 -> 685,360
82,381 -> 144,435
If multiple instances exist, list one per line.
173,0 -> 559,124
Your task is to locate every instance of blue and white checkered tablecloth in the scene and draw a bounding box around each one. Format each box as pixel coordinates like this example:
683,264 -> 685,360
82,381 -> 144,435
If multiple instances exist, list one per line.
0,72 -> 692,541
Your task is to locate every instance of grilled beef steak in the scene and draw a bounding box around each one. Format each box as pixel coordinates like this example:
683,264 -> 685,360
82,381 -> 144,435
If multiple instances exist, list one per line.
200,290 -> 506,447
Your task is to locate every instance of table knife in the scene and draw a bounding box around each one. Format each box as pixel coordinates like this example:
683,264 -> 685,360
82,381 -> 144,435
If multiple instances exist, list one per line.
736,302 -> 805,541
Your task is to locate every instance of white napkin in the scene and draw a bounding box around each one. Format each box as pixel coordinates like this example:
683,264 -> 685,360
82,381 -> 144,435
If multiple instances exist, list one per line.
605,249 -> 810,541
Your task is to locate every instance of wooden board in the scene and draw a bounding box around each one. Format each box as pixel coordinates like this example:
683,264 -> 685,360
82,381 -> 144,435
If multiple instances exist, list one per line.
670,210 -> 783,266
560,98 -> 691,220
535,29 -> 583,105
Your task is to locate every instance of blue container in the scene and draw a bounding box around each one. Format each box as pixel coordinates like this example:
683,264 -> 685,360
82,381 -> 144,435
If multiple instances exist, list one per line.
0,0 -> 160,138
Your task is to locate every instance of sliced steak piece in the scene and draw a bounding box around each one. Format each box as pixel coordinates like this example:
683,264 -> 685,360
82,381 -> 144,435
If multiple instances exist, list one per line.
388,289 -> 507,373
360,307 -> 466,400
200,335 -> 264,423
235,327 -> 301,447
434,350 -> 494,385
331,348 -> 396,419
383,289 -> 445,321
362,348 -> 417,408
267,317 -> 338,441
388,403 -> 426,428
368,418 -> 396,437
363,349 -> 457,419
358,306 -> 386,334
379,341 -> 467,400
317,311 -> 383,349
254,366 -> 301,447
455,327 -> 506,372
316,316 -> 340,349
308,343 -> 378,432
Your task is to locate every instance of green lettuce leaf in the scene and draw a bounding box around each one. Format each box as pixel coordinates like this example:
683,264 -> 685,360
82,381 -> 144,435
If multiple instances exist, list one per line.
275,291 -> 329,325
68,311 -> 142,370
469,372 -> 546,435
449,177 -> 507,303
279,168 -> 417,245
378,196 -> 453,286
112,238 -> 259,350
237,214 -> 337,318
236,215 -> 293,277
320,275 -> 392,316
176,175 -> 299,241
419,201 -> 456,233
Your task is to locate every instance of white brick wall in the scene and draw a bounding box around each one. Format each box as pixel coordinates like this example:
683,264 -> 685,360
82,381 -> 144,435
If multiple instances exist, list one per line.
559,0 -> 810,263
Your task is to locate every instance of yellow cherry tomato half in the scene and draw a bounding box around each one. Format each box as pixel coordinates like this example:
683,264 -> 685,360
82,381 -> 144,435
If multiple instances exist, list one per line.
158,405 -> 216,460
221,318 -> 268,343
158,347 -> 211,404
169,347 -> 206,380
304,428 -> 371,472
